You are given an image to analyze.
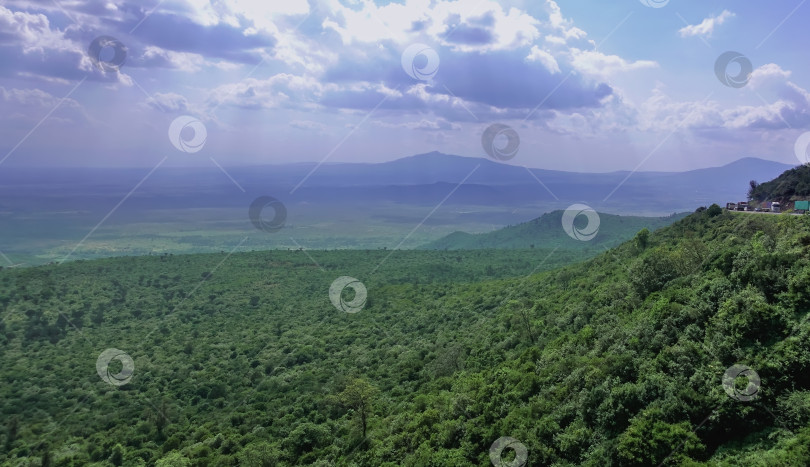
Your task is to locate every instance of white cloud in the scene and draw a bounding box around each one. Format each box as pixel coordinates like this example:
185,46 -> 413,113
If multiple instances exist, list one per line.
321,0 -> 540,52
636,66 -> 810,132
188,0 -> 310,34
207,73 -> 329,110
140,47 -> 207,72
548,61 -> 810,137
290,120 -> 327,131
526,46 -> 561,74
144,92 -> 191,113
678,10 -> 734,38
229,0 -> 310,18
375,118 -> 462,131
1,86 -> 72,107
638,88 -> 723,132
0,6 -> 75,54
0,5 -> 133,85
0,86 -> 88,124
545,0 -> 587,42
136,46 -> 239,72
545,93 -> 638,136
197,0 -> 652,125
6,1 -> 799,171
570,49 -> 658,80
749,63 -> 792,88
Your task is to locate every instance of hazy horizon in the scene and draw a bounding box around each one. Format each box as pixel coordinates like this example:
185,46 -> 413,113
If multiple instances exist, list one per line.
0,151 -> 797,174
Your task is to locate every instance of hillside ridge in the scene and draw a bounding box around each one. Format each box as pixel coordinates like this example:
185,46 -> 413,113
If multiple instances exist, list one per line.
420,209 -> 688,250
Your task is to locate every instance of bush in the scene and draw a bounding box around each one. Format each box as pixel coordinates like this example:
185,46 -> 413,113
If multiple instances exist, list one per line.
706,204 -> 722,217
617,408 -> 704,466
630,249 -> 679,297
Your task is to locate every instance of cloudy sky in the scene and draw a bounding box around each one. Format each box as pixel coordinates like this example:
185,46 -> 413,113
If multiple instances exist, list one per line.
1,0 -> 809,171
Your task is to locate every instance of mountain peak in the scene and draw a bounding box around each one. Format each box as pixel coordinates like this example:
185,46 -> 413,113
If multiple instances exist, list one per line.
401,151 -> 477,161
721,157 -> 794,169
388,151 -> 494,169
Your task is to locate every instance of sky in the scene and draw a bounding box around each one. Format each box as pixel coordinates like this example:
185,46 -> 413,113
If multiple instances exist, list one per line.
1,0 -> 809,172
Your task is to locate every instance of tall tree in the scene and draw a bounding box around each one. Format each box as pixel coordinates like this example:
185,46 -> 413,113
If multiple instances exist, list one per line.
5,416 -> 18,450
748,179 -> 759,199
506,299 -> 536,345
339,378 -> 377,438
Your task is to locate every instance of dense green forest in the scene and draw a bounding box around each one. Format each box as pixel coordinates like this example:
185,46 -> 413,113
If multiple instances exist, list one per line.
420,211 -> 687,250
1,208 -> 810,465
749,164 -> 810,203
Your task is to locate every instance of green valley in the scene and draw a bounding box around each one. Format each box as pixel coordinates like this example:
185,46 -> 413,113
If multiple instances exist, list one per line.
1,206 -> 809,465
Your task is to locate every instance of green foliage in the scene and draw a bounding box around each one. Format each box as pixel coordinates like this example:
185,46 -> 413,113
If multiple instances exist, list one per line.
155,452 -> 192,466
629,248 -> 679,296
707,203 -> 723,217
617,408 -> 704,465
748,180 -> 759,200
1,210 -> 809,465
339,378 -> 378,438
239,442 -> 282,466
634,228 -> 650,250
749,164 -> 810,202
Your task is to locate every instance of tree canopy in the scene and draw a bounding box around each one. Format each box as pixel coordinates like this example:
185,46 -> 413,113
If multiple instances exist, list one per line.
1,209 -> 809,465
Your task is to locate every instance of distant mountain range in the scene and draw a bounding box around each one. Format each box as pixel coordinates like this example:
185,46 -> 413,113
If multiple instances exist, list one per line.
0,153 -> 796,265
0,153 -> 795,216
420,210 -> 689,250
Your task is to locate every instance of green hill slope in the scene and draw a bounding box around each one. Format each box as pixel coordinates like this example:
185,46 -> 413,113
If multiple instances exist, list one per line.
749,164 -> 810,205
420,210 -> 688,250
1,210 -> 809,465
